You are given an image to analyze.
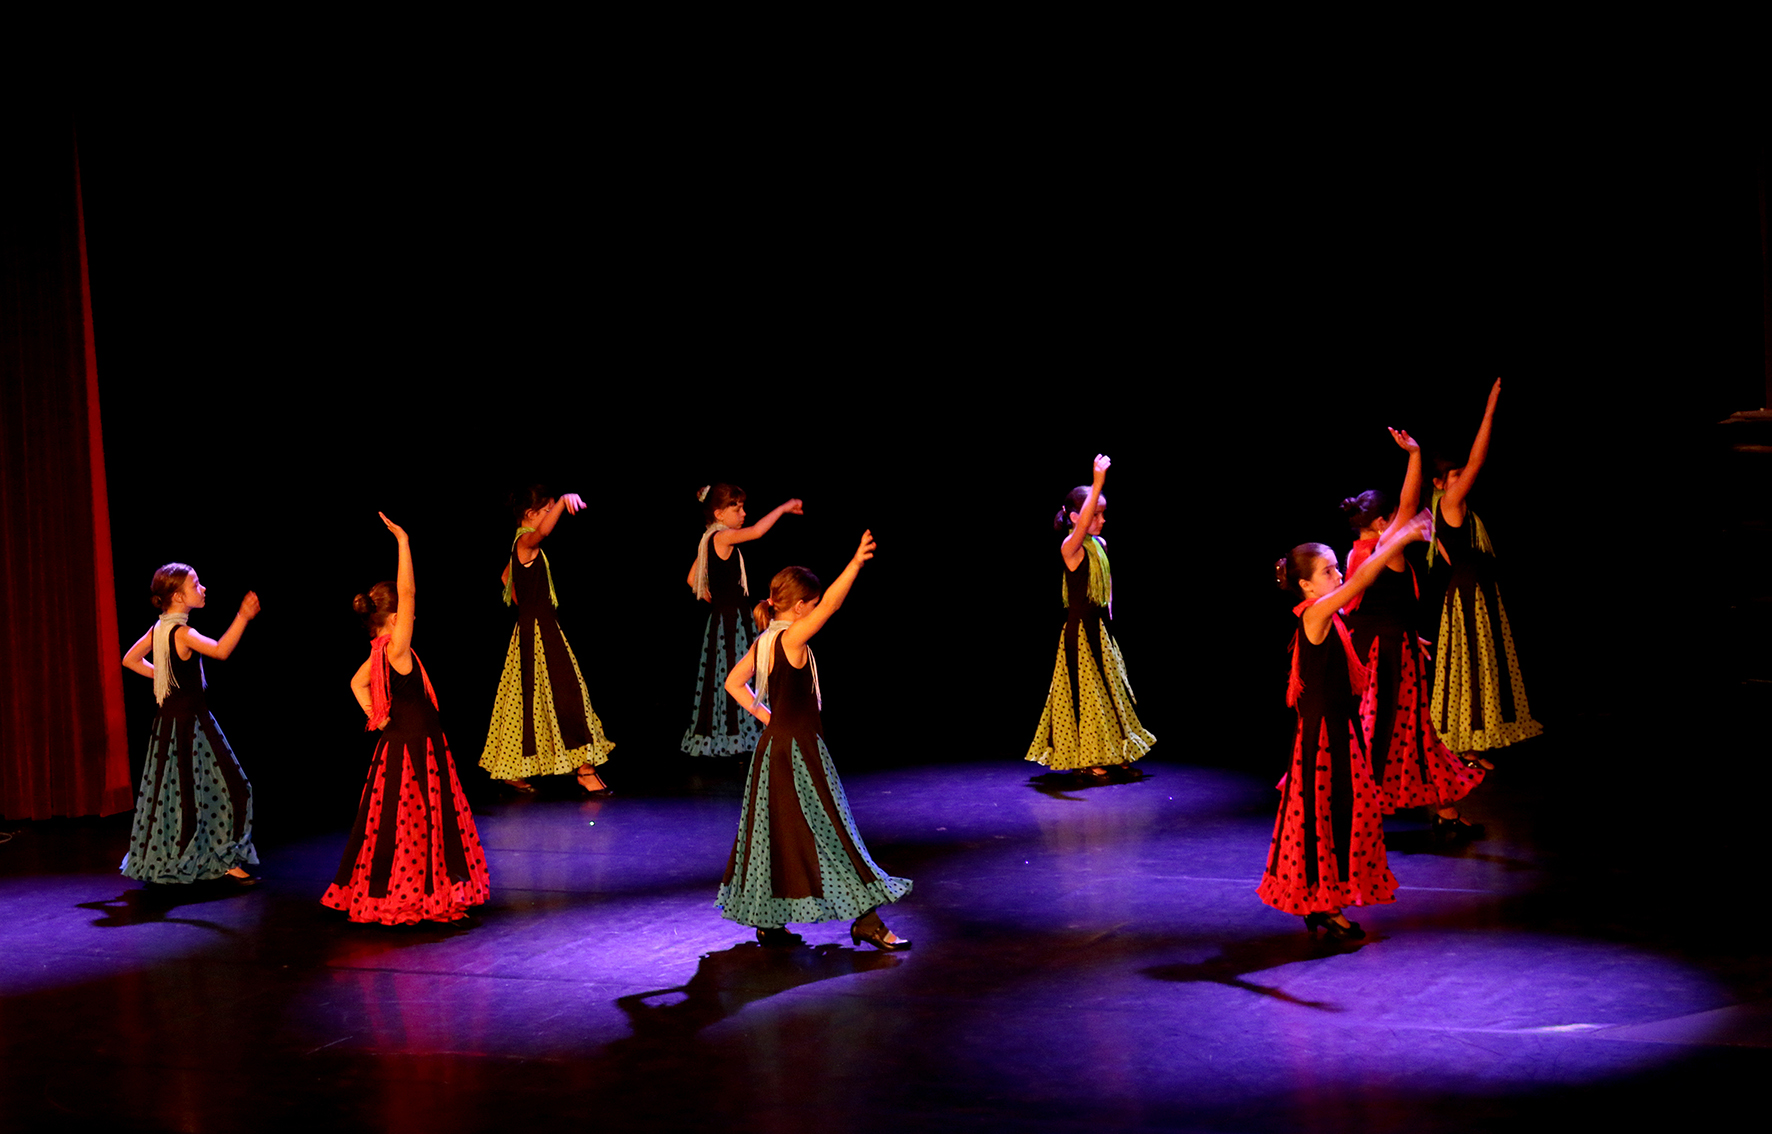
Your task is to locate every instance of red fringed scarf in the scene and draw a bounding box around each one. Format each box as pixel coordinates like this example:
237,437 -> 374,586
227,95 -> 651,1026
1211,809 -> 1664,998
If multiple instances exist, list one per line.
366,634 -> 439,731
1285,599 -> 1368,709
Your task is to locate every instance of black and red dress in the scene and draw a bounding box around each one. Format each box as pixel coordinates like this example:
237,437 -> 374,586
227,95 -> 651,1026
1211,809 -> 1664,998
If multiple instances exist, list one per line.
323,638 -> 490,924
1344,539 -> 1485,812
1258,603 -> 1396,916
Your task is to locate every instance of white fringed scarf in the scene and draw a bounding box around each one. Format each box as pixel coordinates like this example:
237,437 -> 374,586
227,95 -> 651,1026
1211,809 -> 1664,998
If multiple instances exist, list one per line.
151,612 -> 191,706
753,619 -> 820,712
690,523 -> 748,602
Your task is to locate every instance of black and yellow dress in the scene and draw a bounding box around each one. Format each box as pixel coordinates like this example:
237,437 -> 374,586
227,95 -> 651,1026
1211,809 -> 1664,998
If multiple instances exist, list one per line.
1430,501 -> 1542,754
479,528 -> 615,780
1024,537 -> 1155,770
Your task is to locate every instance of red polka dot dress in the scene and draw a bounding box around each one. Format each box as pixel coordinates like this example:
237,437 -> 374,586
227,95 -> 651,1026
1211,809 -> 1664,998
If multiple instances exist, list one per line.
1344,540 -> 1485,813
1257,604 -> 1397,917
323,640 -> 489,925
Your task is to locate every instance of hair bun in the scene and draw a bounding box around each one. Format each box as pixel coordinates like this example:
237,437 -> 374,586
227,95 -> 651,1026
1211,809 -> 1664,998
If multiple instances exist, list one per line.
1339,496 -> 1359,514
1274,557 -> 1288,589
352,593 -> 373,615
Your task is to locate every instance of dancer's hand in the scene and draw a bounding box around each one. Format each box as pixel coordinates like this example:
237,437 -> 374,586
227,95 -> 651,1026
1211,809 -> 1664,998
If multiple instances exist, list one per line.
1485,378 -> 1502,415
1091,453 -> 1111,484
560,493 -> 586,515
238,591 -> 261,620
1389,427 -> 1419,453
852,530 -> 876,566
1399,509 -> 1434,544
379,512 -> 408,542
781,498 -> 804,515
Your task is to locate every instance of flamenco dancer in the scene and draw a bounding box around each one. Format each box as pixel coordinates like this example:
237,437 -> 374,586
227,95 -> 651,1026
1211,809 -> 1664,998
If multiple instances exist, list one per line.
323,514 -> 489,925
719,532 -> 912,950
480,485 -> 616,794
1024,454 -> 1156,780
680,483 -> 803,757
120,564 -> 261,885
1341,428 -> 1487,840
1429,379 -> 1542,763
1263,509 -> 1432,941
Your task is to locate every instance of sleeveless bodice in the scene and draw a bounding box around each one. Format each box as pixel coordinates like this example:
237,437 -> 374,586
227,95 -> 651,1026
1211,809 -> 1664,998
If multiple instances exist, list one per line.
706,542 -> 745,610
160,628 -> 207,716
760,632 -> 821,746
384,657 -> 442,738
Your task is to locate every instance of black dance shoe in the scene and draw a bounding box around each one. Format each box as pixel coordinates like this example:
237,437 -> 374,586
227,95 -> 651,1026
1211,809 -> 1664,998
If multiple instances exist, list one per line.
1303,911 -> 1365,941
756,927 -> 803,948
850,909 -> 912,951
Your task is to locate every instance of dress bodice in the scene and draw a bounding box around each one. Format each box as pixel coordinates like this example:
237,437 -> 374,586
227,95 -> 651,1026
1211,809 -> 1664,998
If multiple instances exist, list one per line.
384,656 -> 442,737
762,632 -> 821,741
706,541 -> 746,610
509,546 -> 554,613
161,627 -> 207,715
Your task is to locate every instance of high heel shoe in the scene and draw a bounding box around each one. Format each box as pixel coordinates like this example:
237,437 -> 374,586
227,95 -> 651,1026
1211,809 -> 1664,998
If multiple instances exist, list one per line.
850,909 -> 912,951
576,767 -> 613,798
1303,911 -> 1365,941
756,927 -> 803,948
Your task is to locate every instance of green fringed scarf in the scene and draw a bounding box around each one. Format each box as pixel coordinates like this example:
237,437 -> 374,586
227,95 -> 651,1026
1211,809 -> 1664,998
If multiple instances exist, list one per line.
503,527 -> 559,608
1062,536 -> 1113,613
1429,488 -> 1493,575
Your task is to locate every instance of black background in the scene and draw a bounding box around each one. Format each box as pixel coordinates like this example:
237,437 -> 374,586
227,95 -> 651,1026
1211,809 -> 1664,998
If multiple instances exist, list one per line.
69,90 -> 1769,839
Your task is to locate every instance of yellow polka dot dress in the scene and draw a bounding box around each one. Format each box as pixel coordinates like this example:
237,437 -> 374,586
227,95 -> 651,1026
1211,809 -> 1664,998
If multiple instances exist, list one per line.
1024,542 -> 1155,770
1430,505 -> 1542,755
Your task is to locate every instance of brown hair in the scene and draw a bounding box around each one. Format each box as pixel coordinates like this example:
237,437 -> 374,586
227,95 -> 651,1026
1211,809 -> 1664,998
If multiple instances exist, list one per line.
1053,486 -> 1104,533
509,484 -> 553,524
1275,543 -> 1333,601
352,581 -> 398,636
752,566 -> 822,633
1340,490 -> 1393,533
702,483 -> 746,524
149,563 -> 194,611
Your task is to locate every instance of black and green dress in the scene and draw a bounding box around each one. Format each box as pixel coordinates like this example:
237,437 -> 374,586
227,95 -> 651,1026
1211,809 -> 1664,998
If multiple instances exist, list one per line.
1024,538 -> 1156,770
479,529 -> 615,780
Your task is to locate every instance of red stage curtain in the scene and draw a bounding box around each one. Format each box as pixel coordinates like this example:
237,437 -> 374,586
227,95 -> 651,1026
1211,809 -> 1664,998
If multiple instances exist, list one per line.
0,122 -> 132,819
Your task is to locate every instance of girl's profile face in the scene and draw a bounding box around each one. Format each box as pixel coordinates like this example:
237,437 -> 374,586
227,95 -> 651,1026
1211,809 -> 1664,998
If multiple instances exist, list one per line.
176,573 -> 206,609
1299,553 -> 1343,601
715,501 -> 746,528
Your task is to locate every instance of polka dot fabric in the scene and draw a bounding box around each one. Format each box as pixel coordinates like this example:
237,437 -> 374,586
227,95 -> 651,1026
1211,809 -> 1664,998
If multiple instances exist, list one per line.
1257,717 -> 1397,916
1431,587 -> 1543,754
121,711 -> 257,884
680,606 -> 760,757
1025,621 -> 1155,771
480,622 -> 614,780
322,735 -> 489,925
1362,635 -> 1486,812
717,734 -> 912,928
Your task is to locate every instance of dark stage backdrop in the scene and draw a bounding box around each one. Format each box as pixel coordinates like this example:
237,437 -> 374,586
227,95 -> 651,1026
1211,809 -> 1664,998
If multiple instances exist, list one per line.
64,99 -> 1768,839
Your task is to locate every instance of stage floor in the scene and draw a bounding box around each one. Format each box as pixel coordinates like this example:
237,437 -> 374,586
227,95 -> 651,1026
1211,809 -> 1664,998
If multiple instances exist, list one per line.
2,753 -> 1766,1133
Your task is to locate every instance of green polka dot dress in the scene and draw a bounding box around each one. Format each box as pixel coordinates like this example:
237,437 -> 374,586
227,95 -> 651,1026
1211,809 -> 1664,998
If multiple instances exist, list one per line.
717,632 -> 910,928
1430,504 -> 1542,754
1025,542 -> 1156,770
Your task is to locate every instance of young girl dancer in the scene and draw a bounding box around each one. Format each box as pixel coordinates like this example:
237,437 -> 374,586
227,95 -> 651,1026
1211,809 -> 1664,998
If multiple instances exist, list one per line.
1263,510 -> 1431,940
324,514 -> 489,925
1429,379 -> 1542,760
1024,454 -> 1156,779
719,532 -> 912,950
680,484 -> 804,757
1342,429 -> 1487,839
480,485 -> 616,794
120,565 -> 261,884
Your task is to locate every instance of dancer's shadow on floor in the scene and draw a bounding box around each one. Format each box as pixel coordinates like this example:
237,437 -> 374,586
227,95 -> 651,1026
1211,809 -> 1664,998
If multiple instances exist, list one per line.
1141,933 -> 1368,1011
1026,767 -> 1152,800
75,885 -> 248,933
1384,829 -> 1536,870
615,942 -> 902,1043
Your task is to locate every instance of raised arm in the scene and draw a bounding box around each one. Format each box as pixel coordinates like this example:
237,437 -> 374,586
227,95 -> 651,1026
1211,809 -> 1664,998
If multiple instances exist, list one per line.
122,626 -> 154,678
723,641 -> 770,726
1302,511 -> 1431,644
1377,428 -> 1423,547
1061,454 -> 1111,568
782,531 -> 875,659
382,512 -> 416,666
713,498 -> 804,552
181,592 -> 262,660
1440,379 -> 1501,523
516,493 -> 585,551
